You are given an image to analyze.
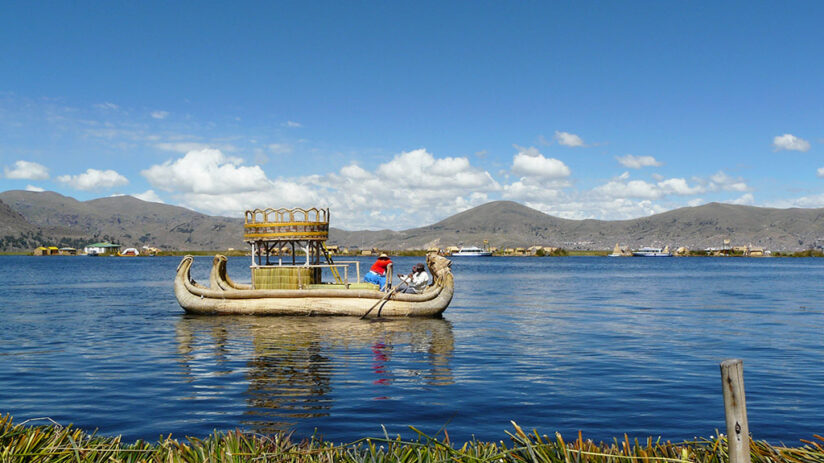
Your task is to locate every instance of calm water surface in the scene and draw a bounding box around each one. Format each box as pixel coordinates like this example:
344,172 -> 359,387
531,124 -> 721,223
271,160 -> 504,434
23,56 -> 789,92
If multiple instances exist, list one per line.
1,255 -> 822,443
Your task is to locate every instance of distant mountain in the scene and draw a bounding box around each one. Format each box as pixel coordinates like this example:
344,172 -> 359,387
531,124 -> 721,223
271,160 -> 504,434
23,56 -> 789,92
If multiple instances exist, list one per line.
0,198 -> 35,235
2,190 -> 824,252
0,190 -> 245,251
329,200 -> 824,251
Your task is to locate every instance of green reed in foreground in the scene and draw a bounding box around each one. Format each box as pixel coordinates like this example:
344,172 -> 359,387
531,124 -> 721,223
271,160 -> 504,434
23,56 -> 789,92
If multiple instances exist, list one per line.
2,414 -> 823,463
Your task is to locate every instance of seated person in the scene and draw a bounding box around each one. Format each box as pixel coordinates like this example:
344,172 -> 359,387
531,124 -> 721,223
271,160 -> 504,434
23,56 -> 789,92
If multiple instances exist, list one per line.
364,253 -> 392,290
398,263 -> 430,294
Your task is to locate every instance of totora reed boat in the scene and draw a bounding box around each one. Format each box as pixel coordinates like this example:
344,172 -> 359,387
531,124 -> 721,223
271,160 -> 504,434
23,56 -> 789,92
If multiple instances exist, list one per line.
175,207 -> 454,317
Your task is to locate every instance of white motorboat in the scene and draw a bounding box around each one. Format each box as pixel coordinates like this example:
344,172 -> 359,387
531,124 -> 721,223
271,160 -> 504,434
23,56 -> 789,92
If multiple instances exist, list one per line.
632,246 -> 673,257
452,246 -> 492,257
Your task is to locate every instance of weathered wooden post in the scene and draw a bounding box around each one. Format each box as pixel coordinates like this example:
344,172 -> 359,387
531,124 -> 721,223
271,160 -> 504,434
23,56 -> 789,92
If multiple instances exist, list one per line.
720,359 -> 750,463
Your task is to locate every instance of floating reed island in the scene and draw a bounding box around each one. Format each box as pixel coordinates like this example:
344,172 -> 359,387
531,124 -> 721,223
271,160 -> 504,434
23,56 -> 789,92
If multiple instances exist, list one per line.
2,414 -> 822,463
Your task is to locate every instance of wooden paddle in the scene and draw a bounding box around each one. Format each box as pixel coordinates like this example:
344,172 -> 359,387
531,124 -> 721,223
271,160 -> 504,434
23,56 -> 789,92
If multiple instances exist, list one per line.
360,276 -> 409,319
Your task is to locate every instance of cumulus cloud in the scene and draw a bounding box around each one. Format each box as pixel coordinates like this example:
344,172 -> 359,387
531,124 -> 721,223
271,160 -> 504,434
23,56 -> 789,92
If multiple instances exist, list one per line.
726,193 -> 754,205
502,146 -> 571,204
616,154 -> 662,169
57,169 -> 129,191
377,149 -> 498,190
593,173 -> 705,200
554,131 -> 585,147
132,190 -> 164,203
151,110 -> 169,119
772,134 -> 811,152
657,178 -> 704,195
142,149 -> 269,195
817,167 -> 824,178
708,171 -> 749,192
316,149 -> 499,227
4,160 -> 50,180
25,185 -> 45,192
511,146 -> 571,179
283,121 -> 303,128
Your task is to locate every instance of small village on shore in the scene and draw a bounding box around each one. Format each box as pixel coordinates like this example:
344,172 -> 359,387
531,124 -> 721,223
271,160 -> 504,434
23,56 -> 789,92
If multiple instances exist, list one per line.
22,239 -> 824,258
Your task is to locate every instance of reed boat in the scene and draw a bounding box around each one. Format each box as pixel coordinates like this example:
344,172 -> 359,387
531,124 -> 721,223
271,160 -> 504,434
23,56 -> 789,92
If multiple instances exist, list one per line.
175,252 -> 454,318
174,206 -> 455,317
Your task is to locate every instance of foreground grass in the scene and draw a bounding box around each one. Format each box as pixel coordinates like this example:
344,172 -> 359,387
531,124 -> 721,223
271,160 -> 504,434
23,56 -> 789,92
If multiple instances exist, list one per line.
2,415 -> 823,463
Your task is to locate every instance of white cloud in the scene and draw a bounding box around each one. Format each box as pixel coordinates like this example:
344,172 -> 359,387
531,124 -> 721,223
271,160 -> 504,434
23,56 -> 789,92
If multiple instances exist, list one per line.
688,198 -> 704,207
658,178 -> 704,195
593,174 -> 705,200
4,160 -> 50,180
708,171 -> 749,192
767,193 -> 824,209
817,167 -> 824,178
726,193 -> 754,205
376,148 -> 498,190
132,190 -> 164,203
151,110 -> 169,119
616,154 -> 662,169
511,146 -> 571,179
594,178 -> 662,199
57,169 -> 129,191
503,180 -> 564,202
554,131 -> 585,147
340,164 -> 372,180
283,121 -> 303,128
25,185 -> 45,192
772,133 -> 811,152
142,149 -> 268,195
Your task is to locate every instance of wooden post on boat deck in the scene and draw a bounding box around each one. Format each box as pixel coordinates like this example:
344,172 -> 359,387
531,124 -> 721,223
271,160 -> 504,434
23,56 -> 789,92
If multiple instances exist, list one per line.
720,359 -> 749,463
344,265 -> 349,289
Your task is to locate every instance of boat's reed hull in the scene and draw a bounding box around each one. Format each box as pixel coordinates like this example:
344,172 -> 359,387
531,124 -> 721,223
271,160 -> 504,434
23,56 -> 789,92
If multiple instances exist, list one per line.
174,254 -> 454,318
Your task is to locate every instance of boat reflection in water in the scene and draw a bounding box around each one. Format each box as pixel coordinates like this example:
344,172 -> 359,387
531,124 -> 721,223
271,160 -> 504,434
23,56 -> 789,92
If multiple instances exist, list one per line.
175,316 -> 454,435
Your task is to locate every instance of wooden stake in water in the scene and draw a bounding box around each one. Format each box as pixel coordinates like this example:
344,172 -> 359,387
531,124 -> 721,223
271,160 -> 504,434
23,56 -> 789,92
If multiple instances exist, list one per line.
720,359 -> 750,463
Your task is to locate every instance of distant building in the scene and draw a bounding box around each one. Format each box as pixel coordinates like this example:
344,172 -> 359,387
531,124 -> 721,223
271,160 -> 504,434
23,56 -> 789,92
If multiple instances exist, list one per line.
33,246 -> 61,256
84,242 -> 121,256
59,247 -> 77,256
33,246 -> 50,256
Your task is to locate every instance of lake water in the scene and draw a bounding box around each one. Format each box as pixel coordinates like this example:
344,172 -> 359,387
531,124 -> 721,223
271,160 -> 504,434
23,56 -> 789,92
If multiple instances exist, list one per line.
1,255 -> 822,444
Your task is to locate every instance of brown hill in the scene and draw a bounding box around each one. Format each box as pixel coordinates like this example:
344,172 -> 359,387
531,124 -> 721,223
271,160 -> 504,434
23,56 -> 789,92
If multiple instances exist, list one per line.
3,190 -> 824,252
0,190 -> 245,251
329,201 -> 824,251
0,198 -> 35,235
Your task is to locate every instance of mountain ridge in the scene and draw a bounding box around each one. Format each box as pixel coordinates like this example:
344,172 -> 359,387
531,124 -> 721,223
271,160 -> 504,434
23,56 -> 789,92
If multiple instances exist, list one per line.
2,190 -> 823,252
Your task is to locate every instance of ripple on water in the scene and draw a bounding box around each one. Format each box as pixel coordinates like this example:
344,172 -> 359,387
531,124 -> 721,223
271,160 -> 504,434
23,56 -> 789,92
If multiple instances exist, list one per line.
1,255 -> 824,443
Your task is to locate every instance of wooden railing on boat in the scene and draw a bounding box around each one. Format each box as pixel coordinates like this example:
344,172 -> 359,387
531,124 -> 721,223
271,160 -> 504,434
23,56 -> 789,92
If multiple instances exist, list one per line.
243,207 -> 329,242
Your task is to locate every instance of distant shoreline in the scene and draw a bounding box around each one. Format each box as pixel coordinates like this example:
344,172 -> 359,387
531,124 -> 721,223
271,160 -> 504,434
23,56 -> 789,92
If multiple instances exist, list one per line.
3,249 -> 823,257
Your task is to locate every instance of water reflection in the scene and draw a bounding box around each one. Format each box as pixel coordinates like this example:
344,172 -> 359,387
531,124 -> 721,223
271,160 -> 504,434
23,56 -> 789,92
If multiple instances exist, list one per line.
175,316 -> 454,434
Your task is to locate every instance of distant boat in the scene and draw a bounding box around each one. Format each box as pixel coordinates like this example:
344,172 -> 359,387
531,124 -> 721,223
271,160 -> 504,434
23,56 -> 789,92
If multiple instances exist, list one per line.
452,246 -> 492,257
119,248 -> 140,257
632,246 -> 673,257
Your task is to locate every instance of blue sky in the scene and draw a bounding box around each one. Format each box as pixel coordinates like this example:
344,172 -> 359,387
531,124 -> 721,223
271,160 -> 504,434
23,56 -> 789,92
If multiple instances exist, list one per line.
2,2 -> 823,229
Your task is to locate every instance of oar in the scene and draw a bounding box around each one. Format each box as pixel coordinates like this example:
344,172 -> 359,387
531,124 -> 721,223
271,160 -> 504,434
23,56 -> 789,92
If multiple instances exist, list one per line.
360,277 -> 409,319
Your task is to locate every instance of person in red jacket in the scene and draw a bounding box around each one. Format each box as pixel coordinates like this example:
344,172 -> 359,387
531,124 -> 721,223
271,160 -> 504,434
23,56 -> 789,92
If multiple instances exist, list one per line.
364,253 -> 392,290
